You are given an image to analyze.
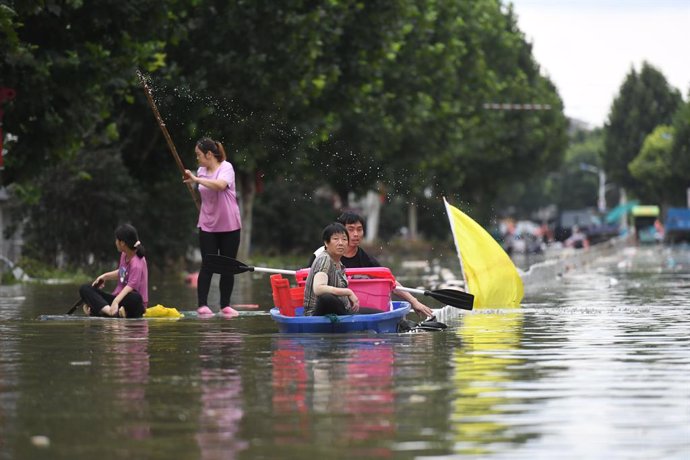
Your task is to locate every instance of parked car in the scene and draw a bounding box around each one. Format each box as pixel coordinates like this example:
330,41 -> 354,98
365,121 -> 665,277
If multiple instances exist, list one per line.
556,209 -> 618,245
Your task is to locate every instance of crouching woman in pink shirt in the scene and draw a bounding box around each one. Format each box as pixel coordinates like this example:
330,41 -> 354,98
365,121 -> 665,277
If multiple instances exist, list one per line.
79,224 -> 148,318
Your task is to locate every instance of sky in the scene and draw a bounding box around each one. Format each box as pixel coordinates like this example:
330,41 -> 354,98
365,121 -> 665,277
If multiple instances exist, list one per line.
508,0 -> 690,127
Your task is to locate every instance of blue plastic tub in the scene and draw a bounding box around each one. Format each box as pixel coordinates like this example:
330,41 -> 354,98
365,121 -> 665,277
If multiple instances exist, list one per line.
269,301 -> 411,334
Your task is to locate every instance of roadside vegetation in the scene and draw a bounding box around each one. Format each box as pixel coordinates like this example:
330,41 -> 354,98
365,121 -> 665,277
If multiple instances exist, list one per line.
1,1 -> 687,278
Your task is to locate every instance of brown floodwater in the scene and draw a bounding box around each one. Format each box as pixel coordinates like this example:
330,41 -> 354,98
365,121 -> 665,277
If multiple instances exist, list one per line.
0,246 -> 688,459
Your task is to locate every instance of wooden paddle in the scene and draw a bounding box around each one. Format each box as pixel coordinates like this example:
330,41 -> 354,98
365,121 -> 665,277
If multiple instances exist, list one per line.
202,254 -> 474,311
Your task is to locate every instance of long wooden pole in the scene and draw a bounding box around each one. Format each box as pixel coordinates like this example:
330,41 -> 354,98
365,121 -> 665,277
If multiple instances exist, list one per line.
136,70 -> 200,210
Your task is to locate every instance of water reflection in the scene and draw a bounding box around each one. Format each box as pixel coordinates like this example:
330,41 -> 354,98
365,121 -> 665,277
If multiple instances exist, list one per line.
102,320 -> 151,441
0,246 -> 688,459
452,310 -> 529,455
0,285 -> 23,452
7,319 -> 156,456
195,326 -> 248,459
271,336 -> 396,457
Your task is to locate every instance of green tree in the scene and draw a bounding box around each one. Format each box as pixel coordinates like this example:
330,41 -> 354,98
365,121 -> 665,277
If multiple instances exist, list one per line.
493,127 -> 606,219
6,148 -> 142,267
421,2 -> 568,224
556,129 -> 607,211
628,95 -> 690,207
603,62 -> 682,194
252,178 -> 334,255
0,0 -> 577,267
159,0 -> 386,258
629,125 -> 675,205
312,1 -> 568,230
668,96 -> 690,205
1,0 -> 186,267
0,0 -> 174,181
305,1 -> 419,203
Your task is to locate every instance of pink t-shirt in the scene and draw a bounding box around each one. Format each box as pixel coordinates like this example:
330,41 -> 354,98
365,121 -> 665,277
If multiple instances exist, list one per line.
197,161 -> 242,232
112,252 -> 149,307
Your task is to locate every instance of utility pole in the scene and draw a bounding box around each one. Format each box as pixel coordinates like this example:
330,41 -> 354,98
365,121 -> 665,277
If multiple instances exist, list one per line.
579,163 -> 606,213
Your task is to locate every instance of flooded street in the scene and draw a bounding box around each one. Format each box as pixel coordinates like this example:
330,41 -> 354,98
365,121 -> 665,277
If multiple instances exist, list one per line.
0,245 -> 688,459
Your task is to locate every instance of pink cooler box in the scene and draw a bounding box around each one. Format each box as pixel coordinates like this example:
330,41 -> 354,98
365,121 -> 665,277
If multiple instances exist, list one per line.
296,267 -> 396,312
348,277 -> 394,311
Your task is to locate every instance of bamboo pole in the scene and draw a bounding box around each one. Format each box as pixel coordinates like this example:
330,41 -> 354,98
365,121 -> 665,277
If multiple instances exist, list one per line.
136,70 -> 200,210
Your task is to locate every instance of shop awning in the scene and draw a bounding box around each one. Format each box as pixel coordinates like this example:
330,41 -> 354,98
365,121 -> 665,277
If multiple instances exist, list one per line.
605,200 -> 639,223
632,205 -> 660,217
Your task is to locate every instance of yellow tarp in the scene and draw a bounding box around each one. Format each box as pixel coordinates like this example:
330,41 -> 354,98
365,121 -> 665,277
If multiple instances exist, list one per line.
444,198 -> 523,308
143,304 -> 184,318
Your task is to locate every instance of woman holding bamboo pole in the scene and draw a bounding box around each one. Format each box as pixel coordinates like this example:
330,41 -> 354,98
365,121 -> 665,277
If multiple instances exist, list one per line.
183,138 -> 242,317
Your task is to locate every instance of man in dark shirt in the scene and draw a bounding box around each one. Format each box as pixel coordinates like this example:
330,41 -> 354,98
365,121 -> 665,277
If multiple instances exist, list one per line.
307,212 -> 434,317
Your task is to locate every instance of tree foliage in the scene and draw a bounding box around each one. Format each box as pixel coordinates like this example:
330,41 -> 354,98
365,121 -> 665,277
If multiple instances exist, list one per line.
603,62 -> 682,193
1,0 -> 193,267
493,127 -> 606,218
252,178 -> 334,255
0,0 -> 178,179
629,125 -> 675,204
6,148 -> 142,266
413,2 -> 568,220
628,95 -> 690,207
668,96 -> 690,204
1,0 -> 571,268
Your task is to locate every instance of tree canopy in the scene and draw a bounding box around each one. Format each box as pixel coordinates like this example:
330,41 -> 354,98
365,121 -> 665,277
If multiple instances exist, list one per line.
1,0 -> 571,269
603,62 -> 682,194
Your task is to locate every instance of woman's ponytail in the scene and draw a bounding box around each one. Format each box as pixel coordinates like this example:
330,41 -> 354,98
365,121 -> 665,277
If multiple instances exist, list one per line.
115,224 -> 146,258
197,137 -> 227,162
133,240 -> 146,258
215,141 -> 227,162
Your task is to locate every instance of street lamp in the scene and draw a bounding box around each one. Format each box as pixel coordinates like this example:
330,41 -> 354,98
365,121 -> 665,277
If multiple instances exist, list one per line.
579,163 -> 607,213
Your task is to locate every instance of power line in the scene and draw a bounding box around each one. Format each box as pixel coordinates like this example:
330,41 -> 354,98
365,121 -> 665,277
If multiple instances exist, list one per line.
482,103 -> 552,110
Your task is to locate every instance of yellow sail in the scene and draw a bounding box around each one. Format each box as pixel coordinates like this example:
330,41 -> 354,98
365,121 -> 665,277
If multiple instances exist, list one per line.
444,198 -> 523,308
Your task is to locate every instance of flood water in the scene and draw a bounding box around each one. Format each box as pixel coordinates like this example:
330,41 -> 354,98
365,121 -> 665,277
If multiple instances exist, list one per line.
0,245 -> 688,459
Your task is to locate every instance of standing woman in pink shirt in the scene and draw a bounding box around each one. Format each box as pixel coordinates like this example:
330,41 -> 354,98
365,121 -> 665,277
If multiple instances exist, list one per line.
184,137 -> 242,317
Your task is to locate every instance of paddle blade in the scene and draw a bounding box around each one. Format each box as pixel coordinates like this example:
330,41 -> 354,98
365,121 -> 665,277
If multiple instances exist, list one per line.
66,298 -> 82,315
68,279 -> 105,314
202,254 -> 254,276
424,288 -> 474,311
